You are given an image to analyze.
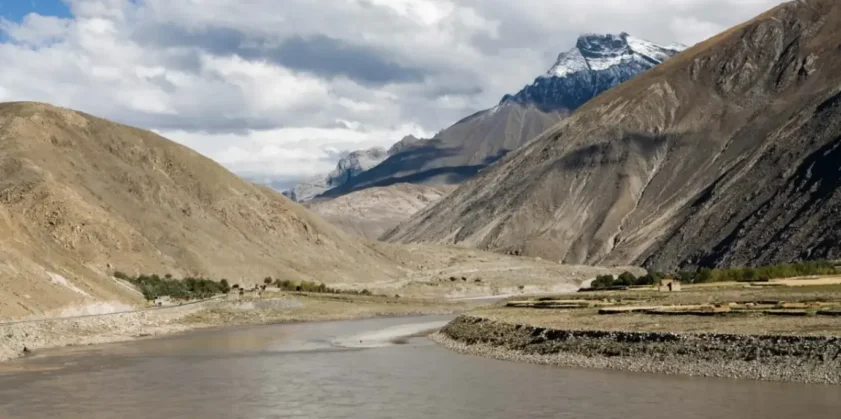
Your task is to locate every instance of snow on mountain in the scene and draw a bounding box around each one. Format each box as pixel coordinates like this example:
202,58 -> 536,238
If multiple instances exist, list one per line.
284,147 -> 389,202
284,33 -> 683,203
503,33 -> 685,111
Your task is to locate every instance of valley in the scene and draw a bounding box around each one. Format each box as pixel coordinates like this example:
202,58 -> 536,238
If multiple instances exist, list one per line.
2,0 -> 841,403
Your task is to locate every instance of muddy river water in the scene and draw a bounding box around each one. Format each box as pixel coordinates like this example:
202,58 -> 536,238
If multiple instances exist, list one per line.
0,315 -> 839,418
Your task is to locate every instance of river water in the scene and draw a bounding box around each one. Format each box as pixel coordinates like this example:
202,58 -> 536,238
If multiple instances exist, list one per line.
0,315 -> 839,418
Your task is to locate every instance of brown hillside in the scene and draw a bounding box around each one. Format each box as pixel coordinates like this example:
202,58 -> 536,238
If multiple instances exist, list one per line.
307,183 -> 455,240
0,102 -> 402,319
386,0 -> 841,271
321,103 -> 566,196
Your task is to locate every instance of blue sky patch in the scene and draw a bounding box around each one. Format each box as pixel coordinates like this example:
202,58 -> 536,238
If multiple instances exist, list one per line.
0,0 -> 71,22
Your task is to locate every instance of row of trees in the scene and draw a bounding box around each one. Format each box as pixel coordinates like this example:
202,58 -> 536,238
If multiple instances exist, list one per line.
265,277 -> 372,296
589,260 -> 840,289
114,272 -> 231,301
113,271 -> 376,302
675,261 -> 841,284
591,272 -> 660,289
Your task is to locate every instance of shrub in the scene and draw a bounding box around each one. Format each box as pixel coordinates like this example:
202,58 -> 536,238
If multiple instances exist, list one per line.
264,277 -> 273,285
615,272 -> 637,287
120,273 -> 231,301
591,275 -> 616,289
697,268 -> 713,283
276,279 -> 296,291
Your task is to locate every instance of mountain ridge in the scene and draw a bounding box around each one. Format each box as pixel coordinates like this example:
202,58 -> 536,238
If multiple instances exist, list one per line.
385,0 -> 841,271
284,146 -> 390,202
0,101 -> 403,318
501,33 -> 686,112
320,32 -> 682,200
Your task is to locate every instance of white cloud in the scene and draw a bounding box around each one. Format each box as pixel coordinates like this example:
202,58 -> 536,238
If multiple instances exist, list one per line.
162,123 -> 432,179
0,0 -> 784,184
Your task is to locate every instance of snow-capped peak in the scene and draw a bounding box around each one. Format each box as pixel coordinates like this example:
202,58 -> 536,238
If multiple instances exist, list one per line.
501,32 -> 683,112
544,33 -> 685,78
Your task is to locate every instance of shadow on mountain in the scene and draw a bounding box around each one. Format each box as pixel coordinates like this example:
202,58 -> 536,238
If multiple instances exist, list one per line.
317,141 -> 508,199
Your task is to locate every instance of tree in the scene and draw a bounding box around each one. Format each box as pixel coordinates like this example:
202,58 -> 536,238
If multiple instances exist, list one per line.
697,268 -> 713,283
677,271 -> 697,284
264,277 -> 273,285
743,268 -> 757,282
616,272 -> 637,286
591,275 -> 616,289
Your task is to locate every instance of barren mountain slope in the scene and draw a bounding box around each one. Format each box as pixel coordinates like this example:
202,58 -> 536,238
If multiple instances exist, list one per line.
307,183 -> 455,240
386,0 -> 841,271
0,102 -> 403,319
322,34 -> 681,198
321,103 -> 564,196
284,146 -> 390,202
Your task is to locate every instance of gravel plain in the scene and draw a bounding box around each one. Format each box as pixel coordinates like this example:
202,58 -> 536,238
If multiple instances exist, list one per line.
435,315 -> 841,384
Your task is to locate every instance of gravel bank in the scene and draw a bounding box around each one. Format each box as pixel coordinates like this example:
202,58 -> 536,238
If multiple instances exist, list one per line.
0,302 -> 207,363
434,316 -> 841,384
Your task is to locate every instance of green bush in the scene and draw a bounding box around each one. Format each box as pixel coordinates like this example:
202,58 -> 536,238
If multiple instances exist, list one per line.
672,260 -> 841,284
119,273 -> 232,301
615,272 -> 637,287
591,275 -> 616,289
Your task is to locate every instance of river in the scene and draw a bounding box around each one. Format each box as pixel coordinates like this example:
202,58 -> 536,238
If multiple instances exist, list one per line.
0,315 -> 839,418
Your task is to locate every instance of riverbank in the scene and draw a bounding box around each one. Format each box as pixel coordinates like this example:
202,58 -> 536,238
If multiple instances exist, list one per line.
434,315 -> 841,384
0,293 -> 468,363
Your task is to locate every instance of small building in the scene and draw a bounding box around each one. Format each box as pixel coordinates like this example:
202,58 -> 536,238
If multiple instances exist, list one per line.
658,278 -> 682,292
153,296 -> 173,306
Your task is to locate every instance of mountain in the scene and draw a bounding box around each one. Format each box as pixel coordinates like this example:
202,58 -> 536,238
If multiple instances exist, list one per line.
284,146 -> 389,202
0,102 -> 402,319
501,33 -> 685,111
306,183 -> 456,240
322,33 -> 682,199
385,0 -> 841,272
387,134 -> 422,155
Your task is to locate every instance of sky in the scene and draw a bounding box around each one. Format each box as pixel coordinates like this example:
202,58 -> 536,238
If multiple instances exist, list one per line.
0,0 -> 784,189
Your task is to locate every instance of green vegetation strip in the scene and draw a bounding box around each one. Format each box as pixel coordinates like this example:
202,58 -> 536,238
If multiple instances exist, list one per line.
589,260 -> 841,289
114,272 -> 373,301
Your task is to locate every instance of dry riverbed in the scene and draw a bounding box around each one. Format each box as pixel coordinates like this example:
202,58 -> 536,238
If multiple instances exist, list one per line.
0,293 -> 470,364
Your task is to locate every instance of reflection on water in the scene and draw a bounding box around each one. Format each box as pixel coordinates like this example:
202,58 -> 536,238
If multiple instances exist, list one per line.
0,315 -> 839,419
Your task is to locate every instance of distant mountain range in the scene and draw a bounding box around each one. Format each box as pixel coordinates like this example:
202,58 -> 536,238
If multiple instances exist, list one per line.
311,33 -> 683,200
284,33 -> 683,237
283,137 -> 418,202
387,0 -> 841,271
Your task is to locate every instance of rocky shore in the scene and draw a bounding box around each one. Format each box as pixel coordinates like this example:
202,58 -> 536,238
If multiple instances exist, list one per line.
0,301 -> 209,363
433,316 -> 841,384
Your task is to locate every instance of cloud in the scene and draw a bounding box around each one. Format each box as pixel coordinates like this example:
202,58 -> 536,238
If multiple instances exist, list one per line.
134,24 -> 427,85
162,123 -> 432,180
0,0 -> 784,184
